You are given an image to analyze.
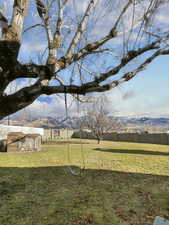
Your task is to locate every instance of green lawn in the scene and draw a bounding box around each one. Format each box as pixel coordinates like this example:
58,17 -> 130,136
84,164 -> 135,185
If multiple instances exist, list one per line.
0,139 -> 169,225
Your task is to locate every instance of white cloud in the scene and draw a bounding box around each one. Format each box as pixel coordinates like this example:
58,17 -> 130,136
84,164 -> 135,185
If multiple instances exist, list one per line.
21,41 -> 46,53
10,86 -> 169,119
73,0 -> 91,15
16,94 -> 79,119
19,39 -> 47,63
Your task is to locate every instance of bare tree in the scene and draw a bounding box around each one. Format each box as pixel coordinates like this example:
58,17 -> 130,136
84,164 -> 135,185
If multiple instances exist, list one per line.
0,0 -> 169,119
81,96 -> 121,144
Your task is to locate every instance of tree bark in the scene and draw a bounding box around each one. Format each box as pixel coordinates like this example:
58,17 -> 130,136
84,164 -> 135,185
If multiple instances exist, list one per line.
5,0 -> 29,42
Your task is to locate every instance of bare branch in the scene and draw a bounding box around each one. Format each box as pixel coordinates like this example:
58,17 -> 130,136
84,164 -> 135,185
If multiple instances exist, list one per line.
12,63 -> 51,79
51,0 -> 66,56
23,23 -> 44,34
71,94 -> 95,103
42,48 -> 169,95
93,37 -> 166,84
63,33 -> 116,65
77,62 -> 95,76
144,30 -> 169,48
113,0 -> 131,30
54,74 -> 64,85
35,0 -> 53,45
93,49 -> 169,92
35,0 -> 62,76
63,0 -> 69,6
0,63 -> 50,94
63,0 -> 131,65
65,0 -> 96,59
5,0 -> 29,42
0,83 -> 42,119
63,33 -> 169,84
161,49 -> 169,55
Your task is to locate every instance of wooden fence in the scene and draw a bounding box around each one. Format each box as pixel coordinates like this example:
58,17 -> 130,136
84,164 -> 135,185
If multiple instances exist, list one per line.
72,131 -> 169,145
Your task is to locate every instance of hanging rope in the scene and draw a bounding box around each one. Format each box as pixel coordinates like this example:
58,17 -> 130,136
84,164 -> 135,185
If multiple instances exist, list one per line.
77,94 -> 85,170
64,90 -> 85,176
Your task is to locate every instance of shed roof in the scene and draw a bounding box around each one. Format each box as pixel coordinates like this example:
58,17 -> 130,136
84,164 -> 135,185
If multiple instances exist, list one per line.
7,132 -> 41,141
8,132 -> 25,137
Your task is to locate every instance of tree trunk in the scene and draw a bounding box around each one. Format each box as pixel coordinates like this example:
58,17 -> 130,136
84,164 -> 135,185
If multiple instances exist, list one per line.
5,0 -> 29,42
97,138 -> 101,144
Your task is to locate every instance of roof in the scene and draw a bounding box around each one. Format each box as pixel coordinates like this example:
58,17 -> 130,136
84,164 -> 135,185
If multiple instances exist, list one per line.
8,132 -> 24,136
7,132 -> 41,141
0,125 -> 44,136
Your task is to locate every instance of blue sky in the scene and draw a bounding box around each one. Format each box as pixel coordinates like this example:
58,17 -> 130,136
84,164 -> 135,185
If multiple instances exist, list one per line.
106,54 -> 169,117
13,54 -> 169,119
3,0 -> 169,118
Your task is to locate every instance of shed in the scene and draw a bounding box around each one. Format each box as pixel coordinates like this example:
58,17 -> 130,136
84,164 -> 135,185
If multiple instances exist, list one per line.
7,132 -> 42,152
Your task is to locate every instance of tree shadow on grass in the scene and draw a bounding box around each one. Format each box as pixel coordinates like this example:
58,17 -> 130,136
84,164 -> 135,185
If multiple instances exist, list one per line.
94,148 -> 169,156
0,166 -> 169,225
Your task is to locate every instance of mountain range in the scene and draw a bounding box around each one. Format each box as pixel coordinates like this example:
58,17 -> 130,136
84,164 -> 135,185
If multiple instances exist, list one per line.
1,116 -> 169,131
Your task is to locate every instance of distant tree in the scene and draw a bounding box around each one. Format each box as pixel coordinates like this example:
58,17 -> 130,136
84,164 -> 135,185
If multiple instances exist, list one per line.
81,96 -> 121,144
0,0 -> 169,119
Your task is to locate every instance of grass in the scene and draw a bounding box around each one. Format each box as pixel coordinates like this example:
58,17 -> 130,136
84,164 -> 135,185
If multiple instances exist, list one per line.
0,139 -> 169,225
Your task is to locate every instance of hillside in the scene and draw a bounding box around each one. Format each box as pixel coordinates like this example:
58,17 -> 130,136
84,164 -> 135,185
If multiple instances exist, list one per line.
0,116 -> 169,132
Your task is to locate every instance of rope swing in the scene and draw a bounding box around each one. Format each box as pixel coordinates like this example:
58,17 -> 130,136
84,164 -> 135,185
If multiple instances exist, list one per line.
64,92 -> 85,176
